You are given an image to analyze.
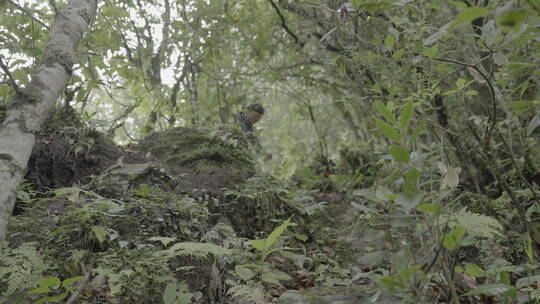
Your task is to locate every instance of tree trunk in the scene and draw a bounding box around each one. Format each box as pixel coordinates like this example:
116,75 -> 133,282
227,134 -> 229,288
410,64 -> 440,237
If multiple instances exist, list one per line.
0,0 -> 98,243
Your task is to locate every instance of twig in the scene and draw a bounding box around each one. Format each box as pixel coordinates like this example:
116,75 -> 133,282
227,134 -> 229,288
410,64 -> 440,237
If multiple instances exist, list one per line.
5,0 -> 50,29
267,0 -> 304,47
431,57 -> 498,145
0,56 -> 20,93
65,262 -> 91,304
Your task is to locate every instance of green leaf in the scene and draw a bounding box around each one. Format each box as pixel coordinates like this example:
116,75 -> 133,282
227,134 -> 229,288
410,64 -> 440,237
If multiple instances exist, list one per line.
39,277 -> 61,289
399,100 -> 414,132
374,100 -> 396,123
42,292 -> 68,303
394,192 -> 423,214
443,226 -> 465,251
294,233 -> 308,242
463,284 -> 515,296
404,169 -> 422,193
177,293 -> 194,304
497,9 -> 529,30
423,22 -> 451,46
261,272 -> 282,286
465,263 -> 485,277
404,169 -> 421,182
389,145 -> 409,163
351,0 -> 363,10
384,34 -> 395,50
528,0 -> 540,13
92,226 -> 107,244
492,52 -> 508,66
163,282 -> 177,304
28,286 -> 51,295
235,265 -> 255,281
249,239 -> 265,252
507,100 -> 535,112
422,45 -> 437,58
450,7 -> 488,30
482,20 -> 497,47
265,217 -> 292,250
374,118 -> 401,143
62,276 -> 83,287
527,114 -> 540,136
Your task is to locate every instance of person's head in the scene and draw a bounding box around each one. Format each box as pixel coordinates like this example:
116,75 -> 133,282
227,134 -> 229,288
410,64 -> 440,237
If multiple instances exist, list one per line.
246,103 -> 265,124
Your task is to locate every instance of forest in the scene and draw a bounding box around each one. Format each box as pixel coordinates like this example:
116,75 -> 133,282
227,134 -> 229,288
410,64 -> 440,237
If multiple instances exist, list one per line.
0,0 -> 539,303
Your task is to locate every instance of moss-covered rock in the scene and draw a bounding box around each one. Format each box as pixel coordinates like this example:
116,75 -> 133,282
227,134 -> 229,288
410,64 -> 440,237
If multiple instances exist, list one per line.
135,126 -> 254,193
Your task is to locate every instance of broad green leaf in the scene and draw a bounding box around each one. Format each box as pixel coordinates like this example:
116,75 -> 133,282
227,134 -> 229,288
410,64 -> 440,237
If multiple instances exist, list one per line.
163,282 -> 177,304
177,293 -> 194,304
262,247 -> 285,261
394,192 -> 423,214
423,22 -> 451,46
441,165 -> 461,189
261,272 -> 282,286
294,233 -> 308,242
399,100 -> 414,132
389,145 -> 409,163
493,52 -> 508,66
62,276 -> 83,287
463,284 -> 515,296
235,265 -> 255,281
374,100 -> 396,123
527,114 -> 540,136
374,118 -> 401,143
465,263 -> 485,277
28,286 -> 51,294
422,45 -> 437,58
507,100 -> 535,112
39,277 -> 61,289
443,226 -> 465,251
375,185 -> 393,201
450,7 -> 488,30
404,169 -> 422,193
497,9 -> 529,30
384,34 -> 395,50
404,169 -> 421,182
351,0 -> 363,10
36,292 -> 68,303
249,239 -> 265,252
265,217 -> 292,250
482,20 -> 497,47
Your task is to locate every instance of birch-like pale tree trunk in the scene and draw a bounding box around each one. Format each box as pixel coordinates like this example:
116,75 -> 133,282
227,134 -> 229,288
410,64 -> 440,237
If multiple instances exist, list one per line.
0,0 -> 98,243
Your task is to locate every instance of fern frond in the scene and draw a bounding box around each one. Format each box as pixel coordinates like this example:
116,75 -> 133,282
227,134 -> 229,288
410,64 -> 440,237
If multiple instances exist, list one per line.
0,242 -> 51,296
161,242 -> 231,259
453,209 -> 503,238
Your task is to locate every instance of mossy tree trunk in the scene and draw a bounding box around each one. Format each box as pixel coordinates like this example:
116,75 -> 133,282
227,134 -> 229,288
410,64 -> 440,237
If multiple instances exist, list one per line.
0,0 -> 98,243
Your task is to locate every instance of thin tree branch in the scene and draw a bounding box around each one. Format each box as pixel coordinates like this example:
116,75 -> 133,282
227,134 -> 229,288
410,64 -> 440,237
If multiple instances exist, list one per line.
0,56 -> 20,94
267,0 -> 304,47
5,0 -> 50,29
65,262 -> 91,304
431,57 -> 498,145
